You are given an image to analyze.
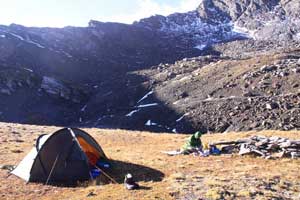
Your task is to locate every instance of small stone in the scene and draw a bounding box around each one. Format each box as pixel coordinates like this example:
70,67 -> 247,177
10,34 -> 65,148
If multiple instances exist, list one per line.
269,136 -> 280,141
291,152 -> 300,159
229,112 -> 236,116
239,144 -> 251,155
279,71 -> 289,77
179,91 -> 189,98
272,151 -> 287,158
243,91 -> 257,97
170,173 -> 186,181
266,143 -> 280,150
255,139 -> 269,147
293,83 -> 299,88
11,149 -> 23,153
86,191 -> 97,197
0,165 -> 15,171
292,68 -> 300,73
167,72 -> 176,79
279,141 -> 292,148
0,89 -> 11,95
250,122 -> 259,128
266,102 -> 278,110
260,65 -> 277,72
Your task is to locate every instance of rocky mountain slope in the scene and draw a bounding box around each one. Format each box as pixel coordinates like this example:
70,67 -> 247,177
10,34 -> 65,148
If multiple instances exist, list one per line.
0,0 -> 300,133
135,48 -> 300,133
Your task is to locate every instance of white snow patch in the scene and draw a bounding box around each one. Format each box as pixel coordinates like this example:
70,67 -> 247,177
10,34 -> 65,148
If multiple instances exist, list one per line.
27,38 -> 45,48
61,51 -> 73,58
207,7 -> 216,12
173,100 -> 180,105
172,128 -> 177,133
126,109 -> 140,117
137,103 -> 158,108
232,23 -> 256,39
296,32 -> 300,40
194,44 -> 207,50
228,95 -> 237,99
79,117 -> 82,122
176,113 -> 190,122
23,68 -> 33,72
179,75 -> 192,82
41,76 -> 64,95
145,120 -> 151,126
97,115 -> 114,122
0,34 -> 5,38
137,91 -> 154,103
81,104 -> 87,112
9,32 -> 25,40
7,32 -> 45,48
204,97 -> 214,101
145,120 -> 158,126
97,116 -> 104,121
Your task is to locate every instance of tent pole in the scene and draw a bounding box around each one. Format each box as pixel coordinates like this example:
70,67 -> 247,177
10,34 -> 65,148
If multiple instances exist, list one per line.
6,173 -> 12,179
45,153 -> 60,185
67,128 -> 116,183
68,128 -> 93,180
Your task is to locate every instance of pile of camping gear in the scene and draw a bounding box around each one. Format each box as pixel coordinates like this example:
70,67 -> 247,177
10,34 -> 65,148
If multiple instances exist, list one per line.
162,131 -> 221,156
162,132 -> 300,160
212,135 -> 300,159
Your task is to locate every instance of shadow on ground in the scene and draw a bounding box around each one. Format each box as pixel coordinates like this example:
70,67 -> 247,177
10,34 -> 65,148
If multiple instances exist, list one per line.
103,159 -> 164,183
28,159 -> 164,187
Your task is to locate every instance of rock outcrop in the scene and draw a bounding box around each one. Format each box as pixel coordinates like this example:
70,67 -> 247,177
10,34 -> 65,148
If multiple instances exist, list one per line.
0,68 -> 87,125
212,135 -> 300,159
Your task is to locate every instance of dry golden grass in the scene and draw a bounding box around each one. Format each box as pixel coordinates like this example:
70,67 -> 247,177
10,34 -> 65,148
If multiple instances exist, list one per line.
0,122 -> 300,199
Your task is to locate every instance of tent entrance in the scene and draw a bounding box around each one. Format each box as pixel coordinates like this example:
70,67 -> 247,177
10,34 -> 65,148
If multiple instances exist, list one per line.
77,136 -> 101,166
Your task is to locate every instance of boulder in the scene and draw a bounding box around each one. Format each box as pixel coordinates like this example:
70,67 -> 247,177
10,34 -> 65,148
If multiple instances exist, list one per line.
239,144 -> 252,155
292,68 -> 300,73
0,88 -> 11,95
215,135 -> 300,159
266,102 -> 278,110
260,65 -> 277,72
291,152 -> 300,159
272,151 -> 288,158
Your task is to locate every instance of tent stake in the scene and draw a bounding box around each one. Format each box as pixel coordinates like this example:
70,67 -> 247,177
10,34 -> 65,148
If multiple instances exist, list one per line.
93,165 -> 118,184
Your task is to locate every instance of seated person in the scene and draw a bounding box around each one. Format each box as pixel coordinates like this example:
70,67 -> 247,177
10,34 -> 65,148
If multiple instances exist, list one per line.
181,131 -> 203,154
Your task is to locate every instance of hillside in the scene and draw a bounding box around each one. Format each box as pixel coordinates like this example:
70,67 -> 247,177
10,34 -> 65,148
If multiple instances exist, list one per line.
0,0 -> 300,133
134,48 -> 300,133
0,122 -> 300,200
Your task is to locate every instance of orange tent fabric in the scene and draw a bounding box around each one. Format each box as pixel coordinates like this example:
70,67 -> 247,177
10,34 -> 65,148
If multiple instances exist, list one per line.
77,136 -> 101,166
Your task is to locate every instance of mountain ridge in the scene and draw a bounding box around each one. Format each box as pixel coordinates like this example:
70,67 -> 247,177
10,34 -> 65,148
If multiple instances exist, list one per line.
0,0 -> 299,133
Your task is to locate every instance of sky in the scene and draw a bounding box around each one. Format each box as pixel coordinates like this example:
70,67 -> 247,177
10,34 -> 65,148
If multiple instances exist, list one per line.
0,0 -> 201,27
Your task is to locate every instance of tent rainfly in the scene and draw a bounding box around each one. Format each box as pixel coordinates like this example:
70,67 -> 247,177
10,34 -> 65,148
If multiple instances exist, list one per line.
11,128 -> 108,184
